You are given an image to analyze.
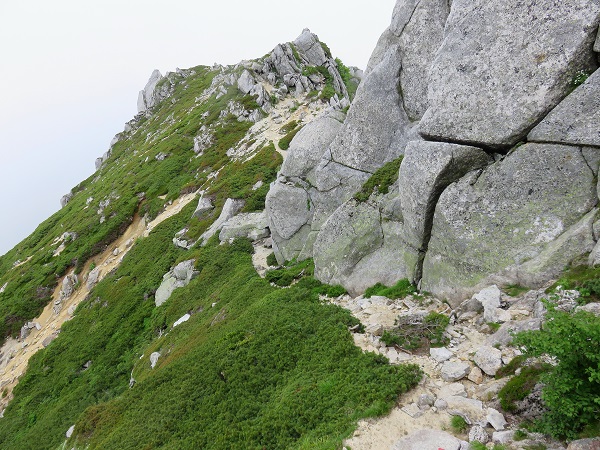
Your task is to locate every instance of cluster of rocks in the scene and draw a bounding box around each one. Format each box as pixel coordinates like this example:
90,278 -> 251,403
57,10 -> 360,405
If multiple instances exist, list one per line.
265,0 -> 600,307
173,194 -> 271,250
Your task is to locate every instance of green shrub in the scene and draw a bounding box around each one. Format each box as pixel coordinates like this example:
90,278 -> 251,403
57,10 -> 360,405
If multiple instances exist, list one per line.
514,429 -> 528,441
571,70 -> 590,88
450,414 -> 468,433
469,442 -> 487,450
354,157 -> 403,202
279,127 -> 302,150
504,284 -> 529,297
549,264 -> 600,304
265,259 -> 315,287
498,363 -> 549,412
266,252 -> 278,267
364,278 -> 416,299
381,311 -> 449,350
495,355 -> 526,379
514,305 -> 600,439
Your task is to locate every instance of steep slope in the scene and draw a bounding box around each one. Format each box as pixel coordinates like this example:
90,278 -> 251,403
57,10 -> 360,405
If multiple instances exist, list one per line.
0,30 -> 423,450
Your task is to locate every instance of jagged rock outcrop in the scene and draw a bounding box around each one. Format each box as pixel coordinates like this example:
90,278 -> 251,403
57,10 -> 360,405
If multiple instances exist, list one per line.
137,69 -> 164,113
200,199 -> 245,245
265,0 -> 600,305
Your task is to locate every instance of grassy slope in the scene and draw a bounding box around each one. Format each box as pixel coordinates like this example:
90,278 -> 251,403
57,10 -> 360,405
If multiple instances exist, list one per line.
0,207 -> 421,449
0,49 -> 422,449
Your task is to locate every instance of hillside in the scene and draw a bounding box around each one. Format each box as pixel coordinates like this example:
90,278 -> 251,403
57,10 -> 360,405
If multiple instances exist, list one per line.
1,1 -> 600,449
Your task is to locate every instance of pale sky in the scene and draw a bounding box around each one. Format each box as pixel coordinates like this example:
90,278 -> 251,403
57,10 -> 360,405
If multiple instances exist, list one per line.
0,0 -> 396,256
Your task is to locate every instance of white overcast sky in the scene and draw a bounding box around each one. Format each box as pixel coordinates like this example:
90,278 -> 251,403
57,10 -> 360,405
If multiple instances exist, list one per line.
0,0 -> 396,256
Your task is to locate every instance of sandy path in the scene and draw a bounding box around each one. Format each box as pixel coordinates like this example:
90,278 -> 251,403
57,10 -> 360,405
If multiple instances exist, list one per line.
0,193 -> 197,415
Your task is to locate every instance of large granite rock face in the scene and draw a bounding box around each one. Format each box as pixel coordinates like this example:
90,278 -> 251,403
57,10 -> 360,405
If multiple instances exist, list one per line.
264,0 -> 600,304
326,0 -> 449,173
266,0 -> 450,267
422,143 -> 598,304
529,68 -> 600,147
399,141 -> 492,271
419,0 -> 600,148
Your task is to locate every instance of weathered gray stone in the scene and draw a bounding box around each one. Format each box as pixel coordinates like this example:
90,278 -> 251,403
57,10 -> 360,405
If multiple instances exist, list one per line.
430,347 -> 453,363
313,200 -> 384,289
577,302 -> 600,316
328,219 -> 418,296
172,260 -> 197,282
510,208 -> 598,287
486,319 -> 543,347
596,29 -> 600,52
469,425 -> 489,444
192,196 -> 213,219
60,191 -> 73,208
155,277 -> 182,307
327,43 -> 416,173
440,361 -> 471,382
438,383 -> 467,399
529,69 -> 600,147
280,116 -> 341,180
293,29 -> 327,67
401,403 -> 424,418
472,285 -> 510,323
468,367 -> 484,385
399,141 -> 491,259
568,437 -> 600,450
444,396 -> 485,423
266,183 -> 310,241
418,393 -> 436,408
150,352 -> 160,369
86,267 -> 101,290
200,198 -> 245,245
155,259 -> 198,307
474,346 -> 503,376
423,144 -> 597,305
173,314 -> 190,328
219,212 -> 269,242
420,0 -> 600,147
237,70 -> 255,95
60,273 -> 78,300
366,0 -> 450,120
391,429 -> 461,450
487,408 -> 507,431
492,430 -> 514,444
